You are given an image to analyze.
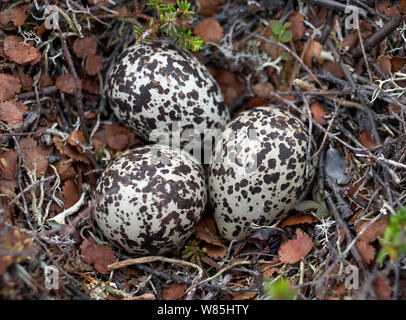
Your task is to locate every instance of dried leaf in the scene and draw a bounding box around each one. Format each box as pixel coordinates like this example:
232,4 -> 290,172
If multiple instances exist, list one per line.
17,67 -> 33,91
85,54 -> 103,76
303,41 -> 324,67
11,5 -> 29,26
281,214 -> 317,227
322,61 -> 344,78
374,275 -> 392,300
310,102 -> 329,125
0,150 -> 17,180
93,124 -> 138,152
0,100 -> 27,129
355,240 -> 375,264
253,82 -> 273,99
358,129 -> 377,149
73,37 -> 98,58
162,283 -> 187,300
19,137 -> 49,178
68,130 -> 86,151
194,217 -> 227,259
0,9 -> 12,25
52,137 -> 90,164
288,12 -> 305,41
62,180 -> 80,209
3,36 -> 40,65
232,291 -> 257,300
198,0 -> 227,16
376,55 -> 392,75
80,238 -> 116,274
342,33 -> 358,51
0,73 -> 21,102
55,74 -> 76,94
356,218 -> 389,243
391,56 -> 405,73
194,18 -> 224,43
209,68 -> 246,106
278,228 -> 313,264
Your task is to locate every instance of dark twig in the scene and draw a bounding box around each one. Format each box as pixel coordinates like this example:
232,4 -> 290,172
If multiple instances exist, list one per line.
351,14 -> 402,58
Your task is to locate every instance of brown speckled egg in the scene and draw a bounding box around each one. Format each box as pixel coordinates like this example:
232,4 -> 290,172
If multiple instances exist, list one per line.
92,144 -> 207,255
208,106 -> 317,241
107,41 -> 230,143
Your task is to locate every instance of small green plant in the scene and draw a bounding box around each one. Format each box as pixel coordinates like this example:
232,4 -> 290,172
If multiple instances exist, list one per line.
181,239 -> 206,264
134,0 -> 203,52
265,277 -> 297,300
377,206 -> 406,266
270,20 -> 292,43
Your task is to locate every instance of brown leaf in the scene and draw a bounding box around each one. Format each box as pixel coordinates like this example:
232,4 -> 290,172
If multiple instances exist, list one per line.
342,33 -> 358,51
400,0 -> 406,14
281,214 -> 317,227
322,61 -> 344,78
80,238 -> 116,274
0,73 -> 21,102
0,100 -> 27,129
19,137 -> 49,178
391,56 -> 405,73
253,82 -> 273,99
374,275 -> 392,300
85,54 -> 103,76
209,67 -> 246,106
194,18 -> 224,43
358,129 -> 377,149
0,150 -> 18,180
376,55 -> 392,75
93,124 -> 138,152
310,101 -> 329,125
162,283 -> 187,300
68,130 -> 86,152
11,5 -> 29,26
232,291 -> 257,300
356,218 -> 389,243
0,9 -> 12,25
55,74 -> 76,94
53,137 -> 90,164
3,36 -> 40,65
17,67 -> 33,91
194,217 -> 227,259
355,240 -> 375,264
62,180 -> 80,209
303,41 -> 324,67
0,179 -> 17,203
288,12 -> 305,41
54,156 -> 76,181
198,0 -> 227,16
73,37 -> 98,58
278,228 -> 313,264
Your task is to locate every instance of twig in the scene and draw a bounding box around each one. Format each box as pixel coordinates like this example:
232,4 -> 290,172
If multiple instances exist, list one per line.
108,256 -> 203,300
351,14 -> 402,58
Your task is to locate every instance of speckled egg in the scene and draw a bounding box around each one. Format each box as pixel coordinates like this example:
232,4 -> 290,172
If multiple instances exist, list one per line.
208,106 -> 317,241
92,144 -> 207,255
107,41 -> 230,143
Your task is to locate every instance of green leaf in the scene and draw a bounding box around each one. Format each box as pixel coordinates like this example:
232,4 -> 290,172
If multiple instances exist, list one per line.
266,278 -> 297,300
280,30 -> 292,43
270,20 -> 283,35
295,200 -> 320,212
281,52 -> 290,60
283,22 -> 292,29
271,34 -> 279,42
1,157 -> 8,168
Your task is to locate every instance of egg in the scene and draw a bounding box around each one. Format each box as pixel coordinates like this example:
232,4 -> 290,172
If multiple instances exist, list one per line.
92,144 -> 207,255
208,106 -> 317,241
107,41 -> 230,144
